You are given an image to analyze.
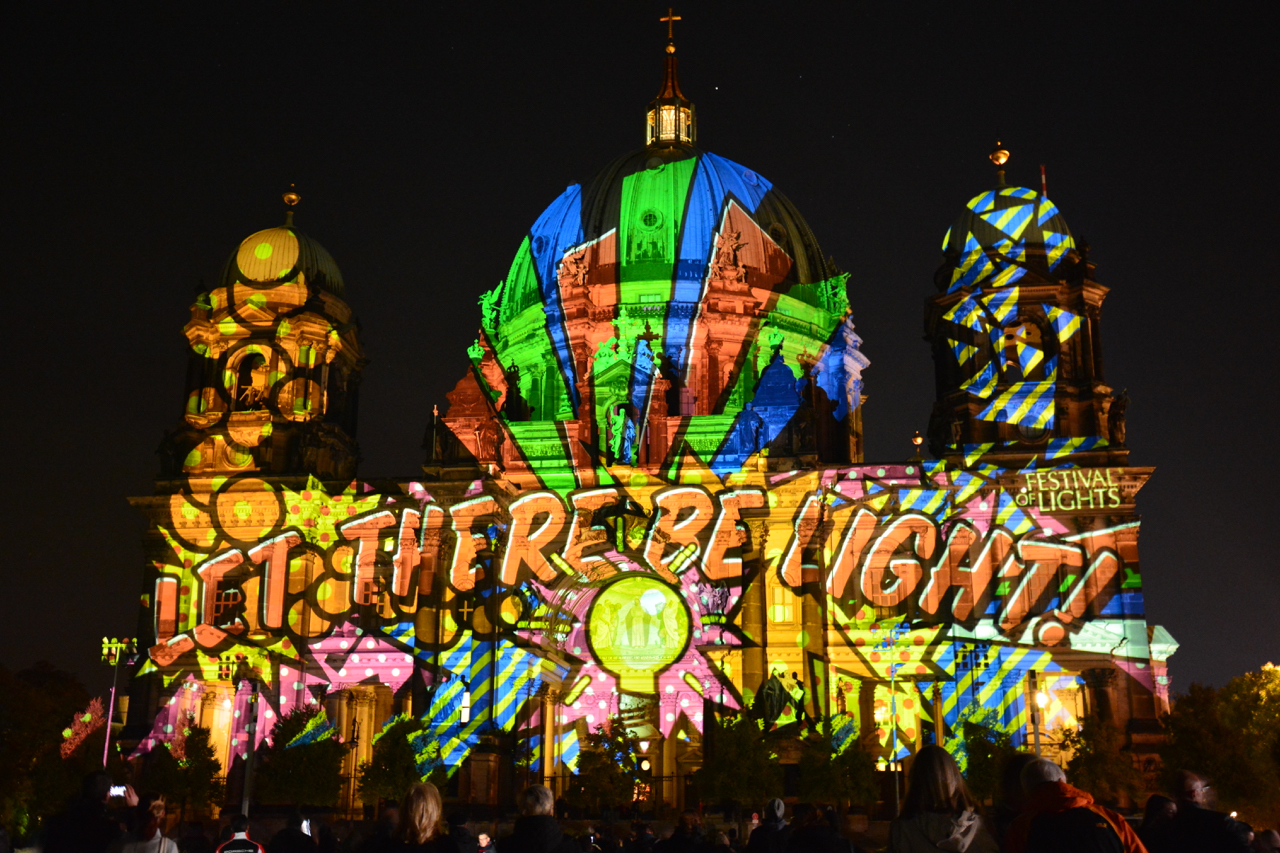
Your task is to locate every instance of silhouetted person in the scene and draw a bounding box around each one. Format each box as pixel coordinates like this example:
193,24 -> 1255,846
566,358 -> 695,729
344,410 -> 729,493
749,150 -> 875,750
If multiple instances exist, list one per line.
44,771 -> 134,853
1252,830 -> 1280,853
1137,795 -> 1177,852
120,794 -> 178,853
448,812 -> 478,853
383,783 -> 453,853
502,786 -> 578,853
655,812 -> 708,853
180,821 -> 215,853
745,799 -> 790,853
889,745 -> 997,853
1155,771 -> 1251,853
1004,759 -> 1146,853
217,815 -> 265,853
783,805 -> 846,853
626,823 -> 656,853
269,812 -> 318,853
360,806 -> 400,853
991,753 -> 1038,848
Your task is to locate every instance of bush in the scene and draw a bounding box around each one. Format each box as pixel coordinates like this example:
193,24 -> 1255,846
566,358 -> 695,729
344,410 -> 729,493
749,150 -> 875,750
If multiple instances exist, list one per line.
796,717 -> 878,808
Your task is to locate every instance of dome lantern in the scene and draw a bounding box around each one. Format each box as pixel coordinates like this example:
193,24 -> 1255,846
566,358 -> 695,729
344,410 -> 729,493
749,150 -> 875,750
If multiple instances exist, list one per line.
645,8 -> 695,147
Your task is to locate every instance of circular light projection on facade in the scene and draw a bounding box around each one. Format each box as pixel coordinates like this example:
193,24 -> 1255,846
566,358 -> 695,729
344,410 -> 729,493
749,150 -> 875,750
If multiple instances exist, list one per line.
588,576 -> 691,694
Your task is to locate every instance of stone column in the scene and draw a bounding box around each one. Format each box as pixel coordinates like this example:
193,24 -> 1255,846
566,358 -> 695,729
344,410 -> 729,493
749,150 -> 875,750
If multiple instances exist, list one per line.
541,687 -> 560,791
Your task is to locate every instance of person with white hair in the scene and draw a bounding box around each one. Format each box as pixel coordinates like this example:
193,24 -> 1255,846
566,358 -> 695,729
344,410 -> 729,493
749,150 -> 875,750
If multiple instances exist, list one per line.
500,786 -> 579,853
1003,759 -> 1147,853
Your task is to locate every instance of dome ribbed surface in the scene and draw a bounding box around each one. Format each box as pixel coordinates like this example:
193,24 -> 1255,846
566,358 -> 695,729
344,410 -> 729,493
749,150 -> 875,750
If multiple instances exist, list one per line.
939,185 -> 1075,293
220,225 -> 345,297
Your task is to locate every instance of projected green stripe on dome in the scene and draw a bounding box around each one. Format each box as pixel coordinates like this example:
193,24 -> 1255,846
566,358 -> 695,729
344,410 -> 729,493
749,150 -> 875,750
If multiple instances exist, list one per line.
486,237 -> 573,422
618,157 -> 698,352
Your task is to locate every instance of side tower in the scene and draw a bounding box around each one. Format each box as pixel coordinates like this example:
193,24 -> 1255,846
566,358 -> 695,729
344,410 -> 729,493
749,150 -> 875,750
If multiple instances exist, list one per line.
919,149 -> 1174,780
130,194 -> 367,775
925,146 -> 1126,469
161,194 -> 362,481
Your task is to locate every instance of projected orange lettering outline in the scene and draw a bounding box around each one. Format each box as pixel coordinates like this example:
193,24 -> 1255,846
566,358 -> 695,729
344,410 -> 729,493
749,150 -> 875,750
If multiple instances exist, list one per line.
778,502 -> 1130,639
644,487 -> 715,573
248,531 -> 303,628
703,489 -> 766,580
859,514 -> 937,607
501,492 -> 568,585
448,496 -> 500,592
340,510 -> 397,604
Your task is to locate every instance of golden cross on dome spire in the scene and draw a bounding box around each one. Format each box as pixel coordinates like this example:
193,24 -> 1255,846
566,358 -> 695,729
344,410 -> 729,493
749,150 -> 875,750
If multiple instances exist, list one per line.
661,7 -> 681,50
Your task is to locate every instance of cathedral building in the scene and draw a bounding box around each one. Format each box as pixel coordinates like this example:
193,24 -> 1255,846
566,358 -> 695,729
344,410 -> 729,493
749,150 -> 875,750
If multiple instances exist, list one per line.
124,29 -> 1175,812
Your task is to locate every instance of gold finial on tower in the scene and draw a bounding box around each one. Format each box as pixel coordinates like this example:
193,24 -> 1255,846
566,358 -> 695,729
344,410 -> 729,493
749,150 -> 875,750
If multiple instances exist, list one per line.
283,183 -> 301,226
990,141 -> 1010,187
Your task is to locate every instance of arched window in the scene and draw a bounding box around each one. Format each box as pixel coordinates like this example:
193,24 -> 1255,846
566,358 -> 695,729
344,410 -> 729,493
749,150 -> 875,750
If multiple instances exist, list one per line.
999,318 -> 1048,383
234,354 -> 269,411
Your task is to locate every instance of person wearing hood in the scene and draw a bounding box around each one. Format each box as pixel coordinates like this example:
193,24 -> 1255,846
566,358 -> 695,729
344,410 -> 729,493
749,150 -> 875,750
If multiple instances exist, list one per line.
502,786 -> 579,853
889,745 -> 998,853
1003,759 -> 1147,853
746,799 -> 791,853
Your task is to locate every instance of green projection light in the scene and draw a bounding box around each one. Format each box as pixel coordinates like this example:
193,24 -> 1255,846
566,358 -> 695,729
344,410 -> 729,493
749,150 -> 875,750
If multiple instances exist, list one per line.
587,576 -> 691,694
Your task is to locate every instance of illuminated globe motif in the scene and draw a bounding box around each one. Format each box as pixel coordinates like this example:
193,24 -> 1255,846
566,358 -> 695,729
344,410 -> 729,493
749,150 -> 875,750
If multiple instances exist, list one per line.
588,576 -> 691,694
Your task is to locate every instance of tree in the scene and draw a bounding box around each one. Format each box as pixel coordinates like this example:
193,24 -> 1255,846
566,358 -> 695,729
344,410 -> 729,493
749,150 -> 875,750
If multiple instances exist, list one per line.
178,724 -> 224,818
136,717 -> 223,820
1059,715 -> 1143,806
694,714 -> 783,814
357,715 -> 444,806
565,716 -> 640,814
959,716 -> 1018,804
1161,664 -> 1280,828
796,715 -> 878,808
255,705 -> 346,807
0,663 -> 110,845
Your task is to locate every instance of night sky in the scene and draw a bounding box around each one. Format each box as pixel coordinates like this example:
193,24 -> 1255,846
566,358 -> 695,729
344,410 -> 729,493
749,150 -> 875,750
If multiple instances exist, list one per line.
2,3 -> 1274,698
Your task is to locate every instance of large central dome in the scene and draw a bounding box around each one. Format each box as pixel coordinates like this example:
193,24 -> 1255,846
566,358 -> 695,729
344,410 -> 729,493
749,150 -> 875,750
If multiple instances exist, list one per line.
439,49 -> 867,488
483,142 -> 850,408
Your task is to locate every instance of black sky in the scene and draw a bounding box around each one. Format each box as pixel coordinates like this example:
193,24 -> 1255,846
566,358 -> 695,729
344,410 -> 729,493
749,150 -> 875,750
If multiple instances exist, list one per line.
2,2 -> 1275,698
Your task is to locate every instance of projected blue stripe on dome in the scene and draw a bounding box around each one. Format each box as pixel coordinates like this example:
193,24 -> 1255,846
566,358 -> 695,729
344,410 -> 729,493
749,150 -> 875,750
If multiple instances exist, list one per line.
530,185 -> 584,411
665,153 -> 774,380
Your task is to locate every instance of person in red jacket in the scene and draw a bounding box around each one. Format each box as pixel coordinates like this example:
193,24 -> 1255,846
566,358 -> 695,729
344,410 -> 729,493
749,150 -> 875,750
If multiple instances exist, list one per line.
1004,759 -> 1148,853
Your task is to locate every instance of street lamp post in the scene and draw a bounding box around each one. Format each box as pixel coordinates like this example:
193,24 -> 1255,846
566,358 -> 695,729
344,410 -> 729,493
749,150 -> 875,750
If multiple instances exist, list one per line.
874,620 -> 911,817
889,660 -> 903,815
100,638 -> 136,768
232,661 -> 262,816
1032,689 -> 1048,758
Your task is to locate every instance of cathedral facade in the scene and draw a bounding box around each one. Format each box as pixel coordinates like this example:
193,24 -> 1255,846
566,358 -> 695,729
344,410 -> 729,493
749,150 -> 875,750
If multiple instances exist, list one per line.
124,40 -> 1175,811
